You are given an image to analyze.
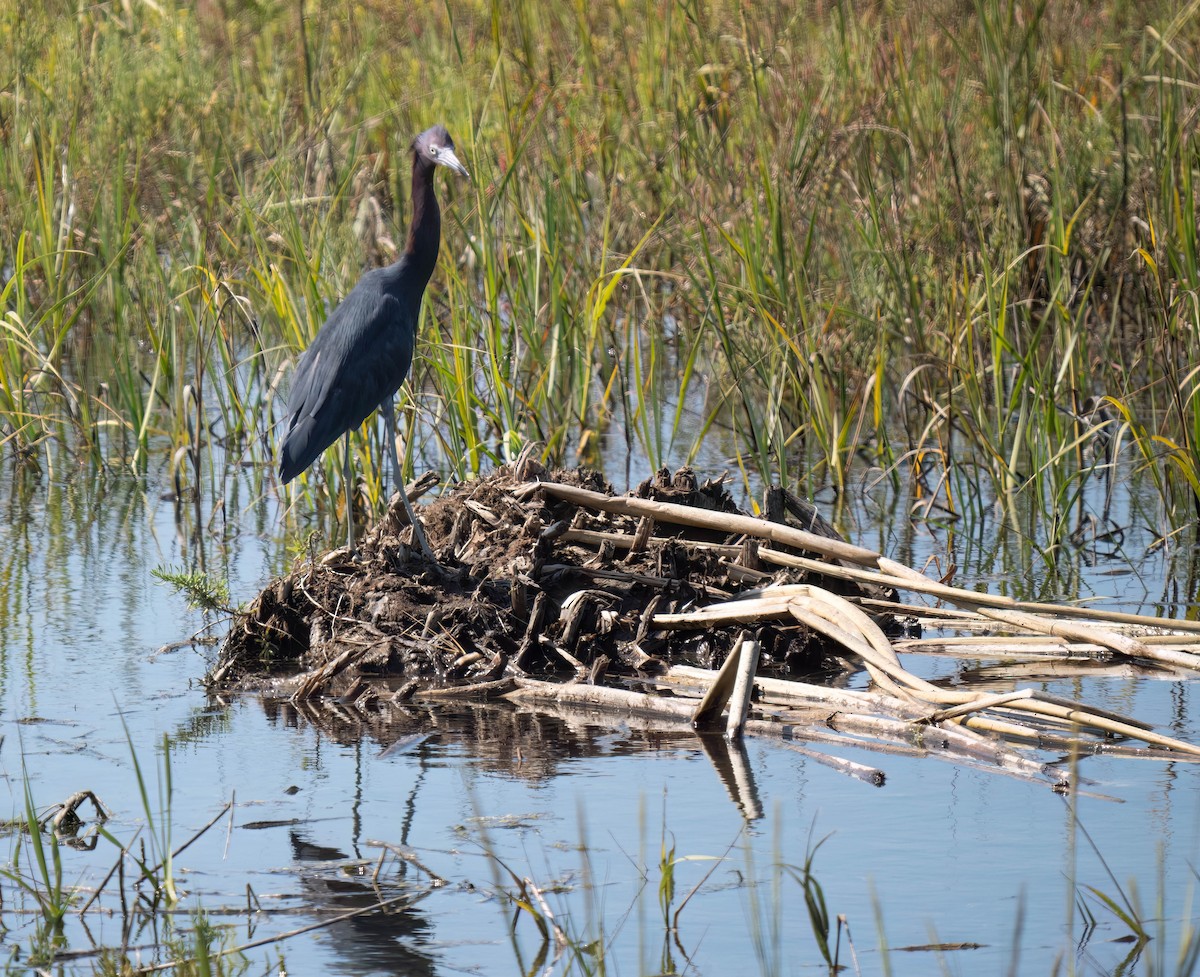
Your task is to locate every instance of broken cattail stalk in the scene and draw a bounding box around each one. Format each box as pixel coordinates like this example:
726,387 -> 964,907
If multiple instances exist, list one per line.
894,636 -> 1116,661
726,638 -> 761,741
924,690 -> 1037,722
691,633 -> 747,730
506,678 -> 698,719
417,678 -> 517,700
525,480 -> 886,567
773,741 -> 887,786
669,665 -> 925,718
777,552 -> 1200,640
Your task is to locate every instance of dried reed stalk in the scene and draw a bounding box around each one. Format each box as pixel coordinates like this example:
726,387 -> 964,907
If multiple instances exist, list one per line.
551,489 -> 1200,667
657,586 -> 1200,757
526,480 -> 884,566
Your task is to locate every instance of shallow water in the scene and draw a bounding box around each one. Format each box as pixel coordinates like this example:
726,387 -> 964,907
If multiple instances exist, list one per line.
1,453 -> 1198,976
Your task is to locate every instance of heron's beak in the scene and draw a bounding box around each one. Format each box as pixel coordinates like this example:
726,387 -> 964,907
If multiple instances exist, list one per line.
439,149 -> 471,181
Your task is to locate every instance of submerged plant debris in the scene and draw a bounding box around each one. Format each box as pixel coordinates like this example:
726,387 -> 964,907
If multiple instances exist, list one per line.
215,459 -> 1200,788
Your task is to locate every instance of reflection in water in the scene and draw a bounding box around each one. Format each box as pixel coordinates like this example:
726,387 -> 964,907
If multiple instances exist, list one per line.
264,695 -> 710,786
695,733 -> 764,819
286,829 -> 436,977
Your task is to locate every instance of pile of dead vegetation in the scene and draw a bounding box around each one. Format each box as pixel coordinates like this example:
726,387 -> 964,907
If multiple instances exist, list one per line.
212,457 -> 888,695
212,455 -> 1200,787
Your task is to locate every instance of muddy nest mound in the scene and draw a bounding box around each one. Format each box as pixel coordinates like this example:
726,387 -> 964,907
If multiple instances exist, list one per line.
212,460 -> 895,700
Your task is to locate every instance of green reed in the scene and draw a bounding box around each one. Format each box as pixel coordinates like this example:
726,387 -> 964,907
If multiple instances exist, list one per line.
0,759 -> 72,968
1,0 -> 1200,554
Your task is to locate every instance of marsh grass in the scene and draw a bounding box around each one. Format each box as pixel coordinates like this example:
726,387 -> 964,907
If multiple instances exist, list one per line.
2,0 -> 1200,558
0,731 -> 254,975
0,760 -> 72,966
120,726 -> 180,906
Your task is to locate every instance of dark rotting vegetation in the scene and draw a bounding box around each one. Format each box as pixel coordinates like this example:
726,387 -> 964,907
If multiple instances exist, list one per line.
214,458 -> 1200,771
212,460 -> 898,699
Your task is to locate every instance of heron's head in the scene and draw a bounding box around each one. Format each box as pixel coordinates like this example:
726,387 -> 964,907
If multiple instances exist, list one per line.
412,125 -> 470,180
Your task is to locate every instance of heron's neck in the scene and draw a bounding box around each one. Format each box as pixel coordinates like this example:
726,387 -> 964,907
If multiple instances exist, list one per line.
404,157 -> 441,286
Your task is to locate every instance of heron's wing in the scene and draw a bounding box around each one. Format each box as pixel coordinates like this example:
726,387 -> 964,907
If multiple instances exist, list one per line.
279,277 -> 416,481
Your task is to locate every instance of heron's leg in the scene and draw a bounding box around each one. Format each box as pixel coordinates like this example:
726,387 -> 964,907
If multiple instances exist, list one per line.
383,397 -> 436,560
381,395 -> 403,494
343,431 -> 357,556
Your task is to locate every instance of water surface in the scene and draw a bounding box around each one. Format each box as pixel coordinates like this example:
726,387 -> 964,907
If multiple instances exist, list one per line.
1,455 -> 1197,976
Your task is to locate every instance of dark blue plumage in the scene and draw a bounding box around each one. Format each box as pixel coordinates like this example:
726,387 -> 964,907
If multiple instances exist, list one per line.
279,124 -> 468,556
278,264 -> 419,482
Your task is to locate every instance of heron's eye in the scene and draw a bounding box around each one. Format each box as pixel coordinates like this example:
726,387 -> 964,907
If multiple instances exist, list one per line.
430,146 -> 440,157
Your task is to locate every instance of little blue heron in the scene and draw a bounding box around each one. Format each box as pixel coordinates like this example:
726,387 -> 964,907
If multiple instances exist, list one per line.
279,124 -> 469,558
